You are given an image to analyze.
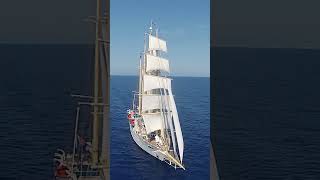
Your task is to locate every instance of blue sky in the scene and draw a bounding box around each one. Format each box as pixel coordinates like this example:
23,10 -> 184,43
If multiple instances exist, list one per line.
110,0 -> 210,77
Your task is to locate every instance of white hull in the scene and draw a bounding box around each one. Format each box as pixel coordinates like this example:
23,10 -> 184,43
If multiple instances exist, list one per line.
130,123 -> 166,161
129,122 -> 185,170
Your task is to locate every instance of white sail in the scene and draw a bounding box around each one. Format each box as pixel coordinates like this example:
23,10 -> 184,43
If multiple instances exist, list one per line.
146,54 -> 170,73
149,35 -> 167,52
143,75 -> 171,92
142,113 -> 164,134
142,94 -> 169,112
168,87 -> 184,163
161,92 -> 178,156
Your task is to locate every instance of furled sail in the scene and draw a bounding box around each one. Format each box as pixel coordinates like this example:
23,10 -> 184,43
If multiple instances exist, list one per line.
143,75 -> 171,92
142,113 -> 164,134
145,54 -> 170,73
148,35 -> 167,52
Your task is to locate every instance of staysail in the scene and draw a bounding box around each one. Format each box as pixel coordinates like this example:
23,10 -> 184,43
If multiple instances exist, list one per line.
168,87 -> 184,162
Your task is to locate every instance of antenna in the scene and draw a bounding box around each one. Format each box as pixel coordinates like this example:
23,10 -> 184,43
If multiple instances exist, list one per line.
151,21 -> 158,37
149,20 -> 153,34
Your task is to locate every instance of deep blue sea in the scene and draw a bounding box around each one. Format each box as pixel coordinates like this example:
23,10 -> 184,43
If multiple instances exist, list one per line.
214,47 -> 320,179
5,44 -> 319,180
0,45 -> 210,179
0,44 -> 94,179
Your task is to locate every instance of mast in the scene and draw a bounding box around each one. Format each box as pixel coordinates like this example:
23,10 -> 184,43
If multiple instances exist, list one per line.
138,55 -> 142,114
53,0 -> 110,178
92,0 -> 102,165
139,26 -> 148,114
101,2 -> 110,178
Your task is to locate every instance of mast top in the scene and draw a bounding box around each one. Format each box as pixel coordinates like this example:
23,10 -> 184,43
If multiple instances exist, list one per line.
149,20 -> 159,36
149,20 -> 153,35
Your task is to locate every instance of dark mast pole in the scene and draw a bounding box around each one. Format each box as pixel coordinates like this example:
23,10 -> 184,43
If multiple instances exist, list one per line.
92,0 -> 102,165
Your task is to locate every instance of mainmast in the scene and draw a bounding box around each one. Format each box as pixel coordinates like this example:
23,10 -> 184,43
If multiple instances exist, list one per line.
92,0 -> 102,164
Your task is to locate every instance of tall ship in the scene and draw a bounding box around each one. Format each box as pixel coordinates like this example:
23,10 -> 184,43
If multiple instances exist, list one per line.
127,22 -> 185,170
53,0 -> 110,179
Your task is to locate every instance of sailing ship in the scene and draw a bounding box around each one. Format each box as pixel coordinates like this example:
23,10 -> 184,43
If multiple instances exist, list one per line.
53,0 -> 110,179
127,22 -> 185,170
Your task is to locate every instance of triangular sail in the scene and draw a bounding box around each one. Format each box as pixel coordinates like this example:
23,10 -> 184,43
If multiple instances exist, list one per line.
168,87 -> 184,162
161,90 -> 178,157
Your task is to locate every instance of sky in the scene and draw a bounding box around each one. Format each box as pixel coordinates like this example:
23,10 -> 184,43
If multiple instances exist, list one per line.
213,0 -> 320,49
0,0 -> 97,44
110,0 -> 210,77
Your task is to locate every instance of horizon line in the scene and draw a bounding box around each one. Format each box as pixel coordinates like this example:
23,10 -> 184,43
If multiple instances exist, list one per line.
1,43 -> 320,50
213,45 -> 320,50
0,42 -> 94,45
110,74 -> 210,78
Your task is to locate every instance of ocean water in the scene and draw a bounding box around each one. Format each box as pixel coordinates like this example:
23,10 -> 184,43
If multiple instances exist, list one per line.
0,44 -> 94,179
214,47 -> 320,179
0,45 -> 210,179
111,76 -> 210,180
